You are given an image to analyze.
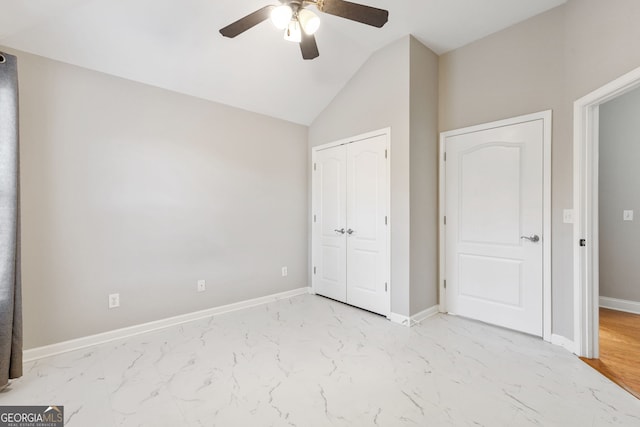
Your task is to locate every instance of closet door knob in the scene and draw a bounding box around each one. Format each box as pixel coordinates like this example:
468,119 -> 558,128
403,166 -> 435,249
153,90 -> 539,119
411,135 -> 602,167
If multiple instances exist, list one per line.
334,228 -> 345,234
346,229 -> 354,235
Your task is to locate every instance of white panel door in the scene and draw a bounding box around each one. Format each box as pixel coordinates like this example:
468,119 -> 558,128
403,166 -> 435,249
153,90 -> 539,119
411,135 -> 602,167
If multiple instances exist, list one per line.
313,147 -> 347,303
445,119 -> 544,336
312,132 -> 389,316
345,135 -> 389,315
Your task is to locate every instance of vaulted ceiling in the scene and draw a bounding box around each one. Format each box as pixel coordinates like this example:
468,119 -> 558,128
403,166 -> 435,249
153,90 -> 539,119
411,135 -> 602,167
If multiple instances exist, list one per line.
0,0 -> 566,124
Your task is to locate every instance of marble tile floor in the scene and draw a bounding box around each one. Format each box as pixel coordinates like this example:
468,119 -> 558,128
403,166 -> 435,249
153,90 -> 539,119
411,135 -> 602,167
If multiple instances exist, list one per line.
1,294 -> 639,426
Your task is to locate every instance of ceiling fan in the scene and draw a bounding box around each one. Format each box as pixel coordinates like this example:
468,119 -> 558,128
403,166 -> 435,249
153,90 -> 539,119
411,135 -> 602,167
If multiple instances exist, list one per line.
219,0 -> 389,60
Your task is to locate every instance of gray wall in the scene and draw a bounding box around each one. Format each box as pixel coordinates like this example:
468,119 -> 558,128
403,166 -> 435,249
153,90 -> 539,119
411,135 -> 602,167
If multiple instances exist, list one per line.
409,37 -> 439,314
13,49 -> 308,349
309,36 -> 411,316
309,35 -> 439,317
439,6 -> 568,336
440,0 -> 640,339
599,87 -> 640,303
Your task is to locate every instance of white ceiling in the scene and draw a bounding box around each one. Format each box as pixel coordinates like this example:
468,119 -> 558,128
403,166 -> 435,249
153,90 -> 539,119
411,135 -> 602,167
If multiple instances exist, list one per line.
0,0 -> 566,125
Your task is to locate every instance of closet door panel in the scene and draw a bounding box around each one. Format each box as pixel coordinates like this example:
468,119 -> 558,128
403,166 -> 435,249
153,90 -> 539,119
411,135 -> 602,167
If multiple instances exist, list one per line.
346,135 -> 389,315
312,146 -> 347,302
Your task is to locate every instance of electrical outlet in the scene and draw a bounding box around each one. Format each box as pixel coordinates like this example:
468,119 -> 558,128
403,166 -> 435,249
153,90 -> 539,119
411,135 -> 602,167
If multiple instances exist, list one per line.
197,279 -> 206,292
624,210 -> 634,221
281,266 -> 288,277
108,293 -> 120,309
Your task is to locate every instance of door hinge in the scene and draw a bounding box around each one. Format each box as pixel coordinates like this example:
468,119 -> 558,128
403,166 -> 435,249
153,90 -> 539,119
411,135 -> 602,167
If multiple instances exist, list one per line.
313,163 -> 317,171
313,214 -> 317,223
444,279 -> 447,289
385,216 -> 388,225
385,149 -> 388,159
444,152 -> 447,162
444,216 -> 446,225
579,239 -> 586,247
313,266 -> 317,274
385,282 -> 388,292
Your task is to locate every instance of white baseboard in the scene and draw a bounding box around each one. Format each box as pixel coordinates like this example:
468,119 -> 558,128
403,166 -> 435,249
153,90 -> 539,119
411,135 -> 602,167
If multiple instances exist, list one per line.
551,334 -> 577,354
411,305 -> 441,323
599,296 -> 640,315
389,305 -> 440,327
24,287 -> 310,362
388,312 -> 410,325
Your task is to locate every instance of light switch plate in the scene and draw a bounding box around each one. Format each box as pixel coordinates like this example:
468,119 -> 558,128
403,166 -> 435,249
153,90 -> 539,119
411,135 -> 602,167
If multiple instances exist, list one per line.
563,209 -> 574,224
624,210 -> 634,221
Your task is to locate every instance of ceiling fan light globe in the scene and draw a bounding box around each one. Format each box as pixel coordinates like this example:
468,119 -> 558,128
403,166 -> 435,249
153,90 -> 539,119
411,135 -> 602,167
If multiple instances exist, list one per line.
283,19 -> 302,43
271,5 -> 293,29
298,9 -> 320,35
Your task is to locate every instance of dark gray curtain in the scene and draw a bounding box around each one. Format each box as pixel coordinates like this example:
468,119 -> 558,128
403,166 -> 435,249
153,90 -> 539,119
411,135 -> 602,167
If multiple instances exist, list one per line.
0,51 -> 22,388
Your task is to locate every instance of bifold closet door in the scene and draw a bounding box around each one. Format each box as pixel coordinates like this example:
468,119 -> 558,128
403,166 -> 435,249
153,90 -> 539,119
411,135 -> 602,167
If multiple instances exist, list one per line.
313,134 -> 389,316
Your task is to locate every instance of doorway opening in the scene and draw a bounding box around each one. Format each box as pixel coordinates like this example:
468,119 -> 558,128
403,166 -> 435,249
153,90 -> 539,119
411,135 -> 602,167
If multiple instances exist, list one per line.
574,68 -> 640,398
573,65 -> 640,357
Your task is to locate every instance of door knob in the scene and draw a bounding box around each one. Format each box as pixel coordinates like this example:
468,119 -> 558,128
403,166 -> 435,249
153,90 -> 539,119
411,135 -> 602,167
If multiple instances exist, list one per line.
334,228 -> 345,234
346,229 -> 354,235
520,235 -> 540,243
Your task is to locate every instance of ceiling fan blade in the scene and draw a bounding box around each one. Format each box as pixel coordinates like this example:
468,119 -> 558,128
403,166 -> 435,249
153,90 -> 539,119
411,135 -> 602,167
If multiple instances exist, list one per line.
219,5 -> 275,38
318,0 -> 388,28
300,33 -> 320,60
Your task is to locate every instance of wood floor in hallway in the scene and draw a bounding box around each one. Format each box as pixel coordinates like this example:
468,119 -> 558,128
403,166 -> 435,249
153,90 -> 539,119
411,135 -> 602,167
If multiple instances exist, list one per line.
581,308 -> 640,399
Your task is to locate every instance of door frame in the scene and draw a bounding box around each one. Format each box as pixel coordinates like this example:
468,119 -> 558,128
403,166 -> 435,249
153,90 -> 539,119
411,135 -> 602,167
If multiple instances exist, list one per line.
311,127 -> 391,316
573,66 -> 640,358
439,111 -> 552,342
